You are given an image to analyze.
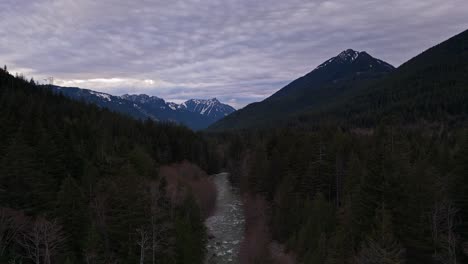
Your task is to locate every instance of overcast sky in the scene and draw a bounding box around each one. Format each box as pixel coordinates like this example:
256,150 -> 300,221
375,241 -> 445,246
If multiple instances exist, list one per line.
1,0 -> 467,108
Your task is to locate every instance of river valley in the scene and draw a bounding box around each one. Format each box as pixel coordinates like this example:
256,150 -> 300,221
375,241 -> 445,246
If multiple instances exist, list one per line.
205,173 -> 244,263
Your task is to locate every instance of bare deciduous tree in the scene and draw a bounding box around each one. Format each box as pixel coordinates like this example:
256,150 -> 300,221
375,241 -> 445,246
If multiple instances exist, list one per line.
16,216 -> 66,264
431,200 -> 459,264
0,208 -> 27,257
136,227 -> 151,264
356,236 -> 405,264
239,195 -> 272,264
17,219 -> 41,264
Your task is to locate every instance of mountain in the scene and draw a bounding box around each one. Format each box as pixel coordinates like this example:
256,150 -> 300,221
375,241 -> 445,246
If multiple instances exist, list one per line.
181,98 -> 236,120
50,86 -> 146,119
211,29 -> 468,131
294,28 -> 468,127
49,86 -> 235,130
121,95 -> 235,121
209,49 -> 395,130
270,49 -> 394,99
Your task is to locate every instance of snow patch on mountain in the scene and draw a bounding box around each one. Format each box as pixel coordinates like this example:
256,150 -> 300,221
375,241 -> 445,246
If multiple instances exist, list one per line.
338,49 -> 360,61
315,49 -> 395,72
167,102 -> 178,110
49,86 -> 236,130
121,94 -> 165,105
89,91 -> 112,101
179,98 -> 235,118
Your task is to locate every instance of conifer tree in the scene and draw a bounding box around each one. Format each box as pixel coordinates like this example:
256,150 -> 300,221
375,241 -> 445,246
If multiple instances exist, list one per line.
356,205 -> 406,264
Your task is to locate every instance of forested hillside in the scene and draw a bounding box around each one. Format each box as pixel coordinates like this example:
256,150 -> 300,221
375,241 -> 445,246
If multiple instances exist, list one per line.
293,29 -> 468,128
0,67 -> 220,263
213,29 -> 468,263
221,126 -> 467,263
211,30 -> 468,131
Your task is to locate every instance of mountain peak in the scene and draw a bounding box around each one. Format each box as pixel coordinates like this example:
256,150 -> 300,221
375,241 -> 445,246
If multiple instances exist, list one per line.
182,98 -> 236,118
266,48 -> 394,100
316,49 -> 362,70
337,49 -> 361,61
315,49 -> 361,70
315,49 -> 394,72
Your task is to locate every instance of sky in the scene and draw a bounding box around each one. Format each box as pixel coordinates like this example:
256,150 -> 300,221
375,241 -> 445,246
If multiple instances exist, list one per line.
1,0 -> 467,108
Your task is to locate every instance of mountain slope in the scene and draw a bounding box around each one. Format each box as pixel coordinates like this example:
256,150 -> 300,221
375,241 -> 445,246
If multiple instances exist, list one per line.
209,49 -> 394,130
50,86 -> 147,119
270,49 -> 394,99
211,29 -> 468,131
49,87 -> 235,130
295,28 -> 468,127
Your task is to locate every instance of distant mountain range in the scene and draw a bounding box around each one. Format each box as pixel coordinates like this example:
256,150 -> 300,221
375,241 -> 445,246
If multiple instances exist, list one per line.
209,49 -> 395,130
49,86 -> 235,130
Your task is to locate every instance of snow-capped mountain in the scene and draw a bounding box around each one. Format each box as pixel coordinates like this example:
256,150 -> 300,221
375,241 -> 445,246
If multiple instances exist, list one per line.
180,98 -> 236,119
209,49 -> 395,130
121,94 -> 166,105
269,48 -> 395,99
315,49 -> 394,70
120,95 -> 235,121
49,87 -> 235,130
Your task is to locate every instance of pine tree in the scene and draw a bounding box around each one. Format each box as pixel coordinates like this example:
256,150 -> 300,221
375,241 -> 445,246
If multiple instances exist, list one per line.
356,205 -> 406,264
450,132 -> 468,262
83,223 -> 106,264
175,195 -> 206,264
55,176 -> 87,259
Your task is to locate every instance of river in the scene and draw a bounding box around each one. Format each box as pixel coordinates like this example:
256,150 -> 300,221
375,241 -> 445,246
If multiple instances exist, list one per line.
205,173 -> 244,263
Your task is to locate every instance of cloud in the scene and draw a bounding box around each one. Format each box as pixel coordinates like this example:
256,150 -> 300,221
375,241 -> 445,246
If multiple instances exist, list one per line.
1,0 -> 467,107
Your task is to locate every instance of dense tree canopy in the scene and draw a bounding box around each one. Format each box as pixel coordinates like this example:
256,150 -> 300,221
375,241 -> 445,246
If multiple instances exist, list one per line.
0,68 -> 219,263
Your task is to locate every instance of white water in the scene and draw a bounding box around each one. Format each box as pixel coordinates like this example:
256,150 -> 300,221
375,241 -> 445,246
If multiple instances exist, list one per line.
205,173 -> 244,263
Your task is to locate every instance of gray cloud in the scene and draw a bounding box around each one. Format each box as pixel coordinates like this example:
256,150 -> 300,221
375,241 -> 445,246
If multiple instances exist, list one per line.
1,0 -> 467,108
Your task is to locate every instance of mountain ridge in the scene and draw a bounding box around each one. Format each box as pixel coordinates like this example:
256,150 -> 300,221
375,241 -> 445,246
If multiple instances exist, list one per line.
50,86 -> 236,130
209,49 -> 395,130
210,29 -> 468,131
